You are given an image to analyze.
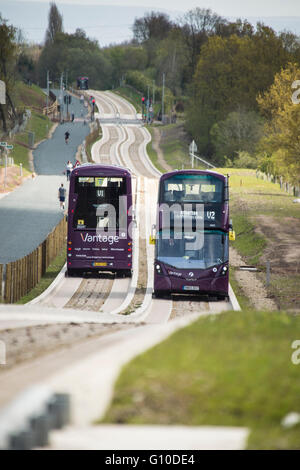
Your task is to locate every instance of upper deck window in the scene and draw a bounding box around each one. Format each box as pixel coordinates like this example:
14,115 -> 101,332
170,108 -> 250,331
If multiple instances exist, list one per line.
73,176 -> 127,229
161,174 -> 224,204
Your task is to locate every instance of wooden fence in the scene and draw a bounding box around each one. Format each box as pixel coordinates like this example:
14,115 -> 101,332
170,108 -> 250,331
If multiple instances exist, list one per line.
0,217 -> 67,303
256,170 -> 300,197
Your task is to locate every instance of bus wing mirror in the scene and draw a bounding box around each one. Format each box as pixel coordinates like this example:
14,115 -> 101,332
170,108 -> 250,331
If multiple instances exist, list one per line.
149,224 -> 156,245
149,235 -> 156,245
229,230 -> 236,241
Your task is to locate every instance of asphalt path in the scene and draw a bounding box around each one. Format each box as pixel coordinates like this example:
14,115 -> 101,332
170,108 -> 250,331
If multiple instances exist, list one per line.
34,121 -> 89,175
0,92 -> 90,263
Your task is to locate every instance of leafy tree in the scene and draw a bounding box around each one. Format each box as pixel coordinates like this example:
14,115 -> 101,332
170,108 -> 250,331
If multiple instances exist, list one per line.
154,28 -> 189,96
215,18 -> 254,38
232,151 -> 258,168
38,32 -> 112,90
257,63 -> 300,183
104,45 -> 147,87
186,27 -> 293,157
132,11 -> 174,69
210,110 -> 264,163
0,15 -> 18,131
125,69 -> 174,113
17,49 -> 36,84
45,2 -> 63,45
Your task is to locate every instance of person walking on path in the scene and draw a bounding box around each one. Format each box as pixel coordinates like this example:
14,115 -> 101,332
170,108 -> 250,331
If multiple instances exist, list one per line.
66,160 -> 73,181
65,130 -> 70,144
58,183 -> 66,210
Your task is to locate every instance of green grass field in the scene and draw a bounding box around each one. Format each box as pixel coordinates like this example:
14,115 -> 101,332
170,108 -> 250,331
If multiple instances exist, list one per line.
86,127 -> 103,163
114,86 -> 142,113
158,123 -> 190,170
216,168 -> 300,309
10,111 -> 53,171
8,83 -> 54,172
102,310 -> 300,449
145,122 -> 207,172
145,126 -> 166,174
14,81 -> 46,111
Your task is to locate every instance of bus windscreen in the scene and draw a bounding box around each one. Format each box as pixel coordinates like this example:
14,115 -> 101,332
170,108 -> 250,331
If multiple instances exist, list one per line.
161,174 -> 224,204
157,230 -> 228,269
73,176 -> 127,230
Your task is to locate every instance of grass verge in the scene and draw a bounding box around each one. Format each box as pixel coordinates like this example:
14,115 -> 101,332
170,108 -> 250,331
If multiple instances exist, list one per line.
9,82 -> 55,172
229,266 -> 252,310
146,122 -> 206,173
114,86 -> 142,113
216,168 -> 300,310
86,126 -> 103,163
230,213 -> 266,266
16,248 -> 66,304
101,310 -> 300,449
145,126 -> 165,174
11,112 -> 53,171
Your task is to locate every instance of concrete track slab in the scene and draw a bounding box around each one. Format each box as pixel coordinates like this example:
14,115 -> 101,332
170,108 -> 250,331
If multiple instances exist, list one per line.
46,423 -> 249,450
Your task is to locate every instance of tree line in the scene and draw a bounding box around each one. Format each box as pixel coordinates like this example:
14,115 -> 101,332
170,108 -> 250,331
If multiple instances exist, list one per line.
1,2 -> 300,182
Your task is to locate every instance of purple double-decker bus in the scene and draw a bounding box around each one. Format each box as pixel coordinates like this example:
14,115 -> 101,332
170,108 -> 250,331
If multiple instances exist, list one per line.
152,170 -> 233,299
67,164 -> 133,277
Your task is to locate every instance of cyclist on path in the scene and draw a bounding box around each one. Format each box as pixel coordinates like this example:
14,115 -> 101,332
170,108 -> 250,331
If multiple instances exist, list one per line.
65,131 -> 70,144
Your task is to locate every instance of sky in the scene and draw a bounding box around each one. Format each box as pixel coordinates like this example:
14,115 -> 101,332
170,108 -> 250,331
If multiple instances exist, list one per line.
1,0 -> 300,46
8,0 -> 300,16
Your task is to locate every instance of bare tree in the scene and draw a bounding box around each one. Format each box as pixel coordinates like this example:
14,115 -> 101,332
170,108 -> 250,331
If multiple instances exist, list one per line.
132,11 -> 173,43
179,8 -> 224,72
45,2 -> 63,45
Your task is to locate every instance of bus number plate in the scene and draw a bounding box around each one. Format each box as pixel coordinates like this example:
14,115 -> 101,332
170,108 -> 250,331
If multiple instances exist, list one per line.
93,262 -> 107,267
183,286 -> 199,291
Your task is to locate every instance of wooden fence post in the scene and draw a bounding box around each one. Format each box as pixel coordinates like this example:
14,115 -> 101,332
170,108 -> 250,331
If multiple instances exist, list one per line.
3,217 -> 67,303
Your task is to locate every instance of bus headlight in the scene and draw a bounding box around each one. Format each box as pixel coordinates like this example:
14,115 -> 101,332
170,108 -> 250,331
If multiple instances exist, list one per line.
155,263 -> 162,275
221,266 -> 228,275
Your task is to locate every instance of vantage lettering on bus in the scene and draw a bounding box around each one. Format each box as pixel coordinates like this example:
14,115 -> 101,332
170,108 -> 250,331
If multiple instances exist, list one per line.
80,233 -> 119,245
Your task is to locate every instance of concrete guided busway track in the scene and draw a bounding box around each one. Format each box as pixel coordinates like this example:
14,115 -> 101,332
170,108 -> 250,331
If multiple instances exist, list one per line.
0,90 -> 238,326
0,90 -> 241,450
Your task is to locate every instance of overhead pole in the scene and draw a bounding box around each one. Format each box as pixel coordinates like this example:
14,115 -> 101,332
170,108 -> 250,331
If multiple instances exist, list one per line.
162,73 -> 165,124
60,72 -> 64,123
147,84 -> 150,122
153,80 -> 155,105
65,70 -> 69,117
46,70 -> 49,114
